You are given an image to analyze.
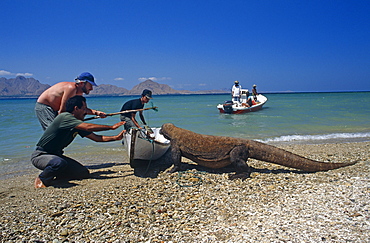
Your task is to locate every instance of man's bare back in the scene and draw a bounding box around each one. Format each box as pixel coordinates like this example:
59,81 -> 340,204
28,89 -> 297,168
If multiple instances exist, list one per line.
37,82 -> 83,113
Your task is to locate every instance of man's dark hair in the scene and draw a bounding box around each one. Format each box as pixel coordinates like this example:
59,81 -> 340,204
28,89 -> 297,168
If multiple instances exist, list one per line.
66,95 -> 86,113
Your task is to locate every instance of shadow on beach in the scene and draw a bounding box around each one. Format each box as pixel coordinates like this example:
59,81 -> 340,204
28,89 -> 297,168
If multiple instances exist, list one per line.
86,162 -> 129,170
131,154 -> 173,179
129,149 -> 309,179
48,163 -> 131,188
49,150 -> 311,188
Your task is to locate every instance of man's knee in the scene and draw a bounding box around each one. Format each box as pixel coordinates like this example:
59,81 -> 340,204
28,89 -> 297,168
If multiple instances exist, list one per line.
62,157 -> 90,179
31,152 -> 66,171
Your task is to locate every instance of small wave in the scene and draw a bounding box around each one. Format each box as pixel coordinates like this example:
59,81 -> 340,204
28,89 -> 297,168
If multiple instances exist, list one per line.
260,132 -> 370,143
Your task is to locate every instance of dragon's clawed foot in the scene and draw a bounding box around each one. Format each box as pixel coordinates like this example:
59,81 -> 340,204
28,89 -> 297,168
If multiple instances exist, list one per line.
228,172 -> 251,180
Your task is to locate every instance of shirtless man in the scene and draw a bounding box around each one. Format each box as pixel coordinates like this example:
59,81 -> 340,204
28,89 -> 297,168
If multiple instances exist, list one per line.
35,72 -> 106,130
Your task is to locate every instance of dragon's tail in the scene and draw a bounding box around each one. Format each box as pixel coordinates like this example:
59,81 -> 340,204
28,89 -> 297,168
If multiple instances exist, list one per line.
248,141 -> 357,172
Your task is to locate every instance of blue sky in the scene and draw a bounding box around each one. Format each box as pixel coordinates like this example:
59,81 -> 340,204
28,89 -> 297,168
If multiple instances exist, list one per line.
1,0 -> 369,92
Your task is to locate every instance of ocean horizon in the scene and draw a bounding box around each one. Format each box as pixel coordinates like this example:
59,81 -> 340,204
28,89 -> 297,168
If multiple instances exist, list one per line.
1,90 -> 369,100
0,91 -> 369,179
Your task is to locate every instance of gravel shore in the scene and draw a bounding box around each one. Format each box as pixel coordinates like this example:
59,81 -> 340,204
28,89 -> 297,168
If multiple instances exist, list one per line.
0,142 -> 369,242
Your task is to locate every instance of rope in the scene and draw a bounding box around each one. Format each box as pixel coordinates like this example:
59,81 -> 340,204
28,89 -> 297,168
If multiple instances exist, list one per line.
149,101 -> 158,112
137,129 -> 155,176
143,138 -> 155,176
176,170 -> 204,187
131,103 -> 158,176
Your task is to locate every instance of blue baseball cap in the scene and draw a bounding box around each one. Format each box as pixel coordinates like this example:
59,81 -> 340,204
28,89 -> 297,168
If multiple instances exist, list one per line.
75,72 -> 97,86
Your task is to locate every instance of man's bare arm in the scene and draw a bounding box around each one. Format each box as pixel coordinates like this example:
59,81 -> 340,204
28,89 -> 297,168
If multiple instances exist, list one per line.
85,130 -> 125,142
58,84 -> 78,113
131,112 -> 141,129
86,108 -> 107,118
75,121 -> 125,132
139,111 -> 147,125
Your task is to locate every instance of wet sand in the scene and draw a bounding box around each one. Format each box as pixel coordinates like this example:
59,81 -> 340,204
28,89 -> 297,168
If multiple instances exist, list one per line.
0,142 -> 369,242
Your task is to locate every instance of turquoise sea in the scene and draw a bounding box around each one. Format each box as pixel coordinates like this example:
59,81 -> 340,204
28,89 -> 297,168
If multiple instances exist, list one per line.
1,92 -> 369,179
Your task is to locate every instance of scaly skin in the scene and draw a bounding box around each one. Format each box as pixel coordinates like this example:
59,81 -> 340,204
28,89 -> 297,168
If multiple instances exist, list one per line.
160,123 -> 357,179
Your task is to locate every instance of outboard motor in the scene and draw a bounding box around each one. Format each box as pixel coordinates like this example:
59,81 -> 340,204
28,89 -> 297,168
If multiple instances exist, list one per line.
223,101 -> 234,114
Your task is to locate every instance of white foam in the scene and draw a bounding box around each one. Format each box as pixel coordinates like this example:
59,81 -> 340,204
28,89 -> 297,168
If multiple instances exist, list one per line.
260,132 -> 370,143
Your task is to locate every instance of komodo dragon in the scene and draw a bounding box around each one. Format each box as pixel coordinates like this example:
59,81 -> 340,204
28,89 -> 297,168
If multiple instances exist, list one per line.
160,123 -> 357,179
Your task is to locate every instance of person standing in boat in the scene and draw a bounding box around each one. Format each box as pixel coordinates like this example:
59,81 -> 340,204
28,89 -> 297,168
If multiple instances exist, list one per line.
231,80 -> 242,102
252,84 -> 258,101
120,89 -> 153,131
35,72 -> 106,130
31,95 -> 125,188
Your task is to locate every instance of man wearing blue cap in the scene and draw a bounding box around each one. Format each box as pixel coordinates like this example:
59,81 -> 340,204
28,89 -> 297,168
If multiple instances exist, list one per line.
35,72 -> 106,130
120,89 -> 153,131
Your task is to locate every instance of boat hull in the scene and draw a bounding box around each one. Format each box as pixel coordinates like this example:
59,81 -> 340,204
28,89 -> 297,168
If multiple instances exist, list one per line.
217,94 -> 267,114
123,127 -> 170,167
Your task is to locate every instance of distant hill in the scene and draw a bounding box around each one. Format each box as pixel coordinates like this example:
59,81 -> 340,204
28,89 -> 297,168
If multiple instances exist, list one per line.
125,79 -> 187,95
100,79 -> 227,96
89,84 -> 129,96
0,76 -> 50,97
0,76 -> 227,97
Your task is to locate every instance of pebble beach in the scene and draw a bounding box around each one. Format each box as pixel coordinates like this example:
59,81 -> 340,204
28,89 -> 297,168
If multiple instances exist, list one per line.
0,142 -> 369,242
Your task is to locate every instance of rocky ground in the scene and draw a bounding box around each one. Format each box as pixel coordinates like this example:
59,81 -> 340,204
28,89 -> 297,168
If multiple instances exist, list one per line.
0,142 -> 369,242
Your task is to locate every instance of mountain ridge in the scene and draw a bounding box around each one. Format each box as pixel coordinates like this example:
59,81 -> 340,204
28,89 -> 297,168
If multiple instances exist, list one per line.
0,76 -> 227,97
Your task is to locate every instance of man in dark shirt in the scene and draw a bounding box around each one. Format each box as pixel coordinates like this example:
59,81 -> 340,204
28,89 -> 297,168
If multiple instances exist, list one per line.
31,95 -> 125,188
120,89 -> 152,131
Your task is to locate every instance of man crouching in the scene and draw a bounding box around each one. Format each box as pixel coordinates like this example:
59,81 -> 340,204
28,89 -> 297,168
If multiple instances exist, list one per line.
31,95 -> 125,188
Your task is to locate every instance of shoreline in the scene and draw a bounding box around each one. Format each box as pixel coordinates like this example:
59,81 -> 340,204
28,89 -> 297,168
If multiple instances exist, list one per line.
0,141 -> 369,242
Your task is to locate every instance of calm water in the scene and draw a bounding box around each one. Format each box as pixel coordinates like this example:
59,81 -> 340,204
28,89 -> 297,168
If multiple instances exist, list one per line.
1,92 -> 369,179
